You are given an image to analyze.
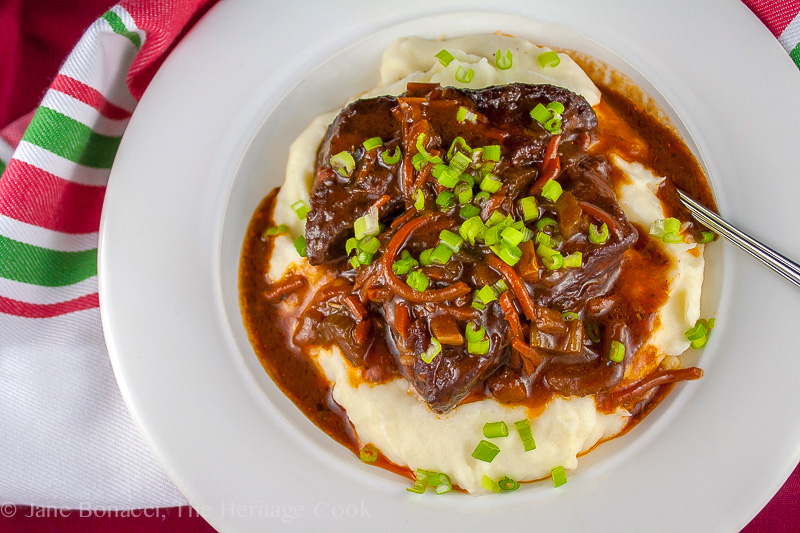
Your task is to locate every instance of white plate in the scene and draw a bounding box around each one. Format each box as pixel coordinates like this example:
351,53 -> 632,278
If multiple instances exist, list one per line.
99,0 -> 800,531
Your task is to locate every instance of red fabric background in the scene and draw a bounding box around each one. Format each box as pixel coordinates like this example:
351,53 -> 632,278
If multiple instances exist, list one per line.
0,1 -> 797,532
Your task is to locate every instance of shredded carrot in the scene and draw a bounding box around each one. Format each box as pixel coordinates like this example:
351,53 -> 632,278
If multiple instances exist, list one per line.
485,255 -> 536,321
511,338 -> 544,369
577,200 -> 621,239
498,292 -> 524,339
598,367 -> 704,410
344,294 -> 368,321
263,275 -> 307,303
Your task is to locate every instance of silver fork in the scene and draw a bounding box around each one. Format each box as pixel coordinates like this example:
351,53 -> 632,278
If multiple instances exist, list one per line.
678,190 -> 800,289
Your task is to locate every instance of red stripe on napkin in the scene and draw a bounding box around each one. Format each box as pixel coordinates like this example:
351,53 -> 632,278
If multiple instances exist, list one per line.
0,159 -> 105,234
0,293 -> 99,318
51,75 -> 133,120
742,0 -> 800,37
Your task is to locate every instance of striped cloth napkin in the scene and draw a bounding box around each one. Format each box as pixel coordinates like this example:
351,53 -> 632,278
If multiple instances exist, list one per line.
0,0 -> 797,520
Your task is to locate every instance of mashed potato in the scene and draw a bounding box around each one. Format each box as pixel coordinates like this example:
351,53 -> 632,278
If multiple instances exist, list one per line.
265,35 -> 704,493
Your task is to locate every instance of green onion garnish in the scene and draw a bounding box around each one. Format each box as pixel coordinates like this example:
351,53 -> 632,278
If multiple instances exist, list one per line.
455,65 -> 474,83
349,256 -> 360,269
465,322 -> 486,343
420,337 -> 442,364
430,243 -> 453,265
448,137 -> 473,159
459,204 -> 480,219
540,251 -> 564,270
541,180 -> 563,202
359,235 -> 380,255
412,152 -> 427,171
486,210 -> 506,227
563,251 -> 582,268
551,465 -> 567,487
436,190 -> 456,209
491,243 -> 522,266
472,440 -> 501,463
381,145 -> 401,165
419,248 -> 434,267
483,226 -> 501,246
501,226 -> 525,248
477,285 -> 498,304
291,200 -> 309,220
561,311 -> 579,321
493,278 -> 509,294
483,421 -> 509,439
437,168 -> 460,188
608,340 -> 625,363
356,250 -> 373,266
536,217 -> 558,231
529,103 -> 551,124
428,472 -> 453,495
450,150 -> 472,173
360,443 -> 379,463
483,145 -> 501,162
459,216 -> 487,245
439,230 -> 464,252
415,132 -> 443,165
362,137 -> 383,151
650,217 -> 681,238
330,151 -> 355,177
354,206 -> 379,240
468,338 -> 490,355
454,181 -> 473,205
480,174 -> 502,193
474,191 -> 491,205
392,255 -> 419,275
495,49 -> 513,70
414,188 -> 425,211
544,116 -> 563,134
519,196 -> 538,221
498,476 -> 519,491
262,224 -> 288,237
685,318 -> 715,349
698,231 -> 715,244
589,222 -> 609,244
457,106 -> 477,123
293,235 -> 307,257
538,50 -> 561,68
435,49 -> 454,67
663,232 -> 684,244
407,270 -> 429,293
514,419 -> 536,451
547,101 -> 565,114
481,475 -> 501,493
407,469 -> 431,494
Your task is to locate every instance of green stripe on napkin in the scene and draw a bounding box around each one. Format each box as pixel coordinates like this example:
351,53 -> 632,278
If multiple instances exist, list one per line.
0,235 -> 97,287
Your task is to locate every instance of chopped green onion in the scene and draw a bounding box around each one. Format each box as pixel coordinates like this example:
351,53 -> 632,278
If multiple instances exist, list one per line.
529,103 -> 552,124
412,152 -> 427,171
501,226 -> 525,247
436,190 -> 456,209
356,250 -> 373,266
457,106 -> 477,123
519,196 -> 538,221
535,232 -> 552,248
698,231 -> 715,244
415,132 -> 443,164
491,243 -> 522,266
483,226 -> 501,246
362,137 -> 383,151
514,419 -> 536,451
472,440 -> 501,463
454,182 -> 473,205
536,217 -> 558,231
459,216 -> 487,245
471,297 -> 486,310
541,252 -> 564,270
291,200 -> 309,220
407,469 -> 431,494
483,145 -> 501,162
589,222 -> 609,244
480,174 -> 503,193
538,50 -> 561,68
481,475 -> 501,493
428,472 -> 453,495
486,210 -> 506,227
650,217 -> 681,238
459,204 -> 480,219
541,180 -> 563,202
293,235 -> 307,257
435,49 -> 454,67
483,421 -> 509,439
563,251 -> 582,268
551,465 -> 567,487
561,311 -> 580,321
493,279 -> 509,294
663,231 -> 684,244
455,65 -> 474,83
449,150 -> 472,175
331,151 -> 356,177
465,322 -> 486,343
353,206 -> 379,240
430,243 -> 453,265
381,145 -> 401,165
439,230 -> 464,252
345,237 -> 359,255
690,337 -> 708,349
495,48 -> 513,70
437,168 -> 460,188
392,256 -> 419,275
262,224 -> 288,237
414,188 -> 425,211
349,256 -> 360,269
448,137 -> 473,159
360,443 -> 379,463
468,337 -> 491,355
420,337 -> 442,364
359,236 -> 380,255
547,101 -> 565,114
685,322 -> 707,341
474,191 -> 491,204
498,476 -> 519,491
407,270 -> 429,293
608,340 -> 625,363
477,285 -> 497,304
419,248 -> 434,266
544,116 -> 562,134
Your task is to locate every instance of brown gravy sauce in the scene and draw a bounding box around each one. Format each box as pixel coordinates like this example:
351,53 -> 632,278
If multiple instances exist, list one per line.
239,68 -> 713,480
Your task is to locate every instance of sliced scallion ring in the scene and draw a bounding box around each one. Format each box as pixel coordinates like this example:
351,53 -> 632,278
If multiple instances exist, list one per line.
589,222 -> 609,244
362,136 -> 383,151
455,65 -> 474,83
435,49 -> 454,67
538,50 -> 561,68
330,150 -> 355,177
381,145 -> 401,165
420,337 -> 442,364
551,465 -> 568,487
359,443 -> 379,463
483,421 -> 509,439
471,440 -> 501,463
495,48 -> 513,70
498,476 -> 520,491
